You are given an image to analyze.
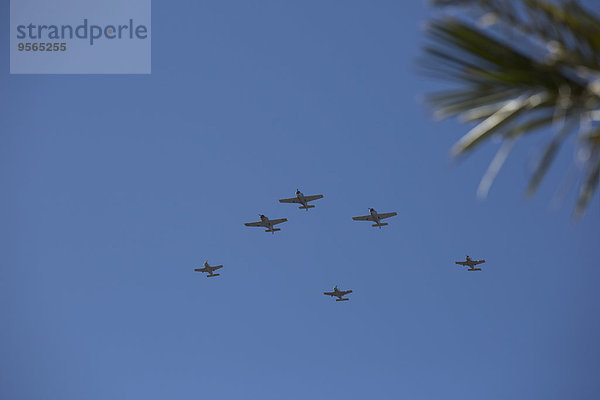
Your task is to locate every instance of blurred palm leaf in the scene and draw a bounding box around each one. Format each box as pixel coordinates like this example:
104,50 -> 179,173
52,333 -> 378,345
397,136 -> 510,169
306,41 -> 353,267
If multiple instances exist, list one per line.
422,0 -> 600,217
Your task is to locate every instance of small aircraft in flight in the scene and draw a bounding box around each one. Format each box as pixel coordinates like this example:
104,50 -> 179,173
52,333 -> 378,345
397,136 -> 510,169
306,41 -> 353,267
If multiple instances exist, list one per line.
244,214 -> 288,233
323,286 -> 353,301
455,255 -> 485,271
352,208 -> 397,228
194,261 -> 223,278
279,189 -> 324,211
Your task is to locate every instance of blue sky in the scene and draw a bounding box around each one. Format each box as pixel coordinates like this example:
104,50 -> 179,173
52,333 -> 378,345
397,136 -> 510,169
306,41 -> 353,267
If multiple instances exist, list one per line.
1,1 -> 598,399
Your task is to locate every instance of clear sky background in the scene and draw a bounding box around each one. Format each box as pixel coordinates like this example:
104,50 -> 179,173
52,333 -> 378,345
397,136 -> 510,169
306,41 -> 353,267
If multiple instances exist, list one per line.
1,1 -> 598,399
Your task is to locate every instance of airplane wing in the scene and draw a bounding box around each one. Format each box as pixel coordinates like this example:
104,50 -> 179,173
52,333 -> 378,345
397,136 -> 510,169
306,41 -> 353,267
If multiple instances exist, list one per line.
212,265 -> 223,270
270,218 -> 288,225
377,212 -> 397,220
455,261 -> 468,266
341,290 -> 353,296
304,194 -> 324,202
352,215 -> 375,221
474,260 -> 485,265
244,221 -> 265,227
279,197 -> 301,204
323,291 -> 335,296
194,267 -> 209,273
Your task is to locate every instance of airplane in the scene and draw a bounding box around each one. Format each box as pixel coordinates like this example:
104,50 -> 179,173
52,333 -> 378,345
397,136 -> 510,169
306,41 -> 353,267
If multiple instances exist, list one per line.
279,189 -> 324,211
323,286 -> 353,301
352,208 -> 397,228
455,255 -> 485,271
244,214 -> 288,233
194,261 -> 223,277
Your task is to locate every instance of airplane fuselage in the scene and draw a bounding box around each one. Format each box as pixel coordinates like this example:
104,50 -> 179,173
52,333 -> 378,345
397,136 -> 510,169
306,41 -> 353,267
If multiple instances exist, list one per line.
249,214 -> 286,234
325,286 -> 350,301
296,191 -> 308,208
195,262 -> 221,277
457,256 -> 484,271
370,209 -> 383,226
334,291 -> 350,301
205,263 -> 217,274
464,256 -> 479,268
259,215 -> 272,229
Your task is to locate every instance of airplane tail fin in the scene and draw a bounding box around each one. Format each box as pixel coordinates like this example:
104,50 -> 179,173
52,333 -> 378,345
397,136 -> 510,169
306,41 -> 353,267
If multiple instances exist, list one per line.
336,298 -> 350,302
265,228 -> 281,233
468,268 -> 482,272
372,223 -> 388,227
298,205 -> 315,210
207,273 -> 220,277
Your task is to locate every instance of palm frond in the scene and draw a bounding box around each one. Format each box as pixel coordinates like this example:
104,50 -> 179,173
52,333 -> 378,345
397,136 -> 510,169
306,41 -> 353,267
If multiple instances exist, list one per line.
576,148 -> 600,216
526,118 -> 577,195
422,0 -> 600,216
450,92 -> 548,155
